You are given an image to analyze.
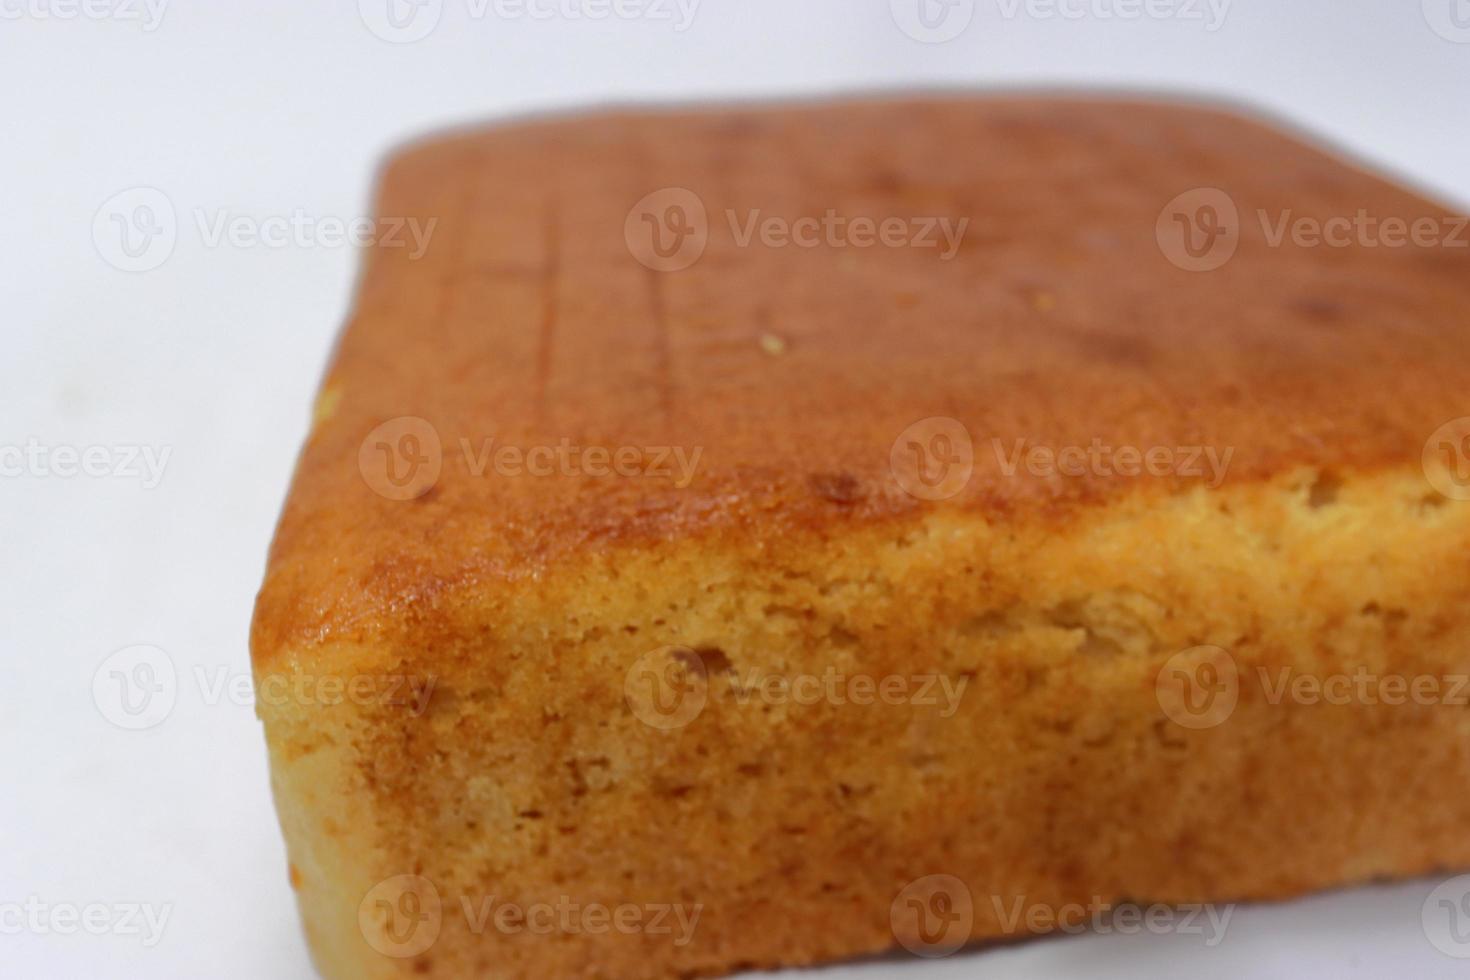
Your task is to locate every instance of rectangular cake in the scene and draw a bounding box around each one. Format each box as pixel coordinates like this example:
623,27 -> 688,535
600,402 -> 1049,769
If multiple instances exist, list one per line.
251,96 -> 1470,978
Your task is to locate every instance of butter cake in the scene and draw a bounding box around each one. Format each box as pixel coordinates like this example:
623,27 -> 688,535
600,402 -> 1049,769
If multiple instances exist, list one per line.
252,96 -> 1470,978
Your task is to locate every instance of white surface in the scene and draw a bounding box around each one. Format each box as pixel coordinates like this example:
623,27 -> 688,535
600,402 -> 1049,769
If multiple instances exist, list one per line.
4,1 -> 1470,977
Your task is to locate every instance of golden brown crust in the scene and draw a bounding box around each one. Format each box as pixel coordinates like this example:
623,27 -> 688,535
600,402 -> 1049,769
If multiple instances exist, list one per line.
263,467 -> 1470,978
251,95 -> 1470,980
251,95 -> 1470,669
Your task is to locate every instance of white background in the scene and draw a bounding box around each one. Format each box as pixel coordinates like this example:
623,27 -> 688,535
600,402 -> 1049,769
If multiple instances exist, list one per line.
4,1 -> 1470,977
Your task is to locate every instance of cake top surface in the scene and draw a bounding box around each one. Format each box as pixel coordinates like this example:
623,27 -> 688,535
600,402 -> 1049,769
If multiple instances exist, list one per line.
251,95 -> 1470,663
